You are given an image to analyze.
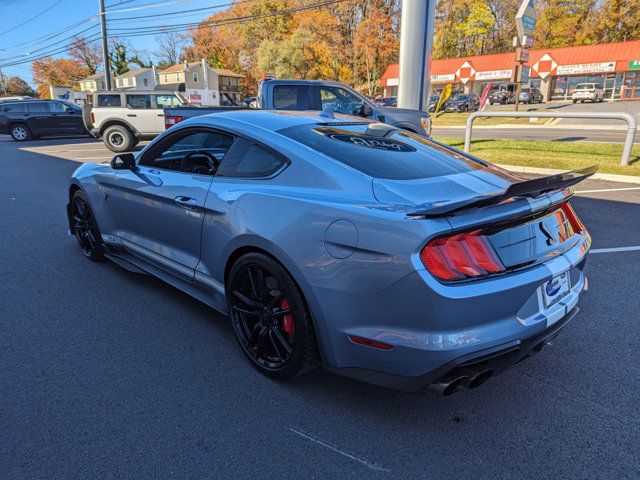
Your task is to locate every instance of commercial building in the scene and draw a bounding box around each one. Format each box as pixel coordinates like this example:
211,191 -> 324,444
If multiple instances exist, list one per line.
380,40 -> 640,101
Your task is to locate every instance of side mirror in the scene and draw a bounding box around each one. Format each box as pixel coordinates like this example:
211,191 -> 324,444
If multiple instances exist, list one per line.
66,107 -> 75,114
110,152 -> 137,171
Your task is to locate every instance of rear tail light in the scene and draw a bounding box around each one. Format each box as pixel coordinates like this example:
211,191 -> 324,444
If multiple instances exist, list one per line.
164,115 -> 183,129
560,202 -> 584,233
421,229 -> 505,281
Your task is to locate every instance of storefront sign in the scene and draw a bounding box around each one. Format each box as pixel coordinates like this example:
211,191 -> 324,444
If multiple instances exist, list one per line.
430,74 -> 455,82
475,69 -> 513,81
556,62 -> 616,75
628,60 -> 640,71
387,78 -> 399,86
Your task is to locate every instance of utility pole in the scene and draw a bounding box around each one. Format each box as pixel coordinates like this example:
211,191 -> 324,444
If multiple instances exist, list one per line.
397,0 -> 437,111
0,64 -> 7,96
98,0 -> 112,91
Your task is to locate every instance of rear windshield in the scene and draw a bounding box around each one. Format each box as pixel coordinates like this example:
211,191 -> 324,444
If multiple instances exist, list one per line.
576,84 -> 596,90
277,123 -> 484,180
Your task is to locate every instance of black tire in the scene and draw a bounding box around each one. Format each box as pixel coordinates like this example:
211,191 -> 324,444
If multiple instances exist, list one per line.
103,124 -> 134,152
70,190 -> 104,261
10,123 -> 31,142
227,252 -> 320,379
572,99 -> 577,104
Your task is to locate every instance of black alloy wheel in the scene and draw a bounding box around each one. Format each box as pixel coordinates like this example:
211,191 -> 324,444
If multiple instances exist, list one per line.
71,191 -> 104,261
227,253 -> 319,379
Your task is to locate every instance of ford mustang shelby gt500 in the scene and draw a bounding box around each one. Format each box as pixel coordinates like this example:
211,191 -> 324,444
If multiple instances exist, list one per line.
67,110 -> 595,395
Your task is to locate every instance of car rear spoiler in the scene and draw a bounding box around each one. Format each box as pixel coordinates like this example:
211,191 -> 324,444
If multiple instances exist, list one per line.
407,165 -> 598,218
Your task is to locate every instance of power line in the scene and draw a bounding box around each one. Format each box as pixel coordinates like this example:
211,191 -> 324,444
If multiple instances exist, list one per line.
109,0 -> 350,35
1,15 -> 97,51
1,24 -> 99,62
0,0 -> 66,36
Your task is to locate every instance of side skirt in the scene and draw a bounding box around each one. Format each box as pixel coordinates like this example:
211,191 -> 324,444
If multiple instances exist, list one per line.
103,241 -> 228,315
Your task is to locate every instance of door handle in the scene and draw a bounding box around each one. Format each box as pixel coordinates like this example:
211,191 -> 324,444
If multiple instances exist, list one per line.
174,196 -> 198,208
157,114 -> 164,117
126,114 -> 137,117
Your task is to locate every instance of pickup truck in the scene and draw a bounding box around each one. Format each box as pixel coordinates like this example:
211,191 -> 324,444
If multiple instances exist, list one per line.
87,80 -> 431,152
165,80 -> 431,136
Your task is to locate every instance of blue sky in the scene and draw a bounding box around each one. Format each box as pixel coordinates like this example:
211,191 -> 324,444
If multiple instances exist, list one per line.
0,0 -> 231,82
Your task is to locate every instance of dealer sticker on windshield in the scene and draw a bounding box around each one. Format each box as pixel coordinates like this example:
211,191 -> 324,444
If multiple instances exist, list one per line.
542,271 -> 571,308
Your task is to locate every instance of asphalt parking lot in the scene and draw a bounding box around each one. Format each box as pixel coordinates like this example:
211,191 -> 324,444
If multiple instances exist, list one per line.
2,136 -> 640,479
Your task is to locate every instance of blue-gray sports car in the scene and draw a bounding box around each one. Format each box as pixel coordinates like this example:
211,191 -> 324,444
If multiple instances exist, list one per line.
67,110 -> 595,395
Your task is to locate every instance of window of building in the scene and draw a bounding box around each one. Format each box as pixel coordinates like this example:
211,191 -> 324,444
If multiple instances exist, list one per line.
143,78 -> 149,87
217,138 -> 288,178
193,72 -> 199,83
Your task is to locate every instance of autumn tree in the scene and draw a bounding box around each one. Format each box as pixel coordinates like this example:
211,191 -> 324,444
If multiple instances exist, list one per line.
1,76 -> 36,96
69,35 -> 102,74
581,0 -> 640,44
533,0 -> 596,48
32,57 -> 88,98
109,39 -> 130,74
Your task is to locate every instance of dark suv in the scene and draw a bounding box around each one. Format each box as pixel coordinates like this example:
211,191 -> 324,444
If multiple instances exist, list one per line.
0,100 -> 85,141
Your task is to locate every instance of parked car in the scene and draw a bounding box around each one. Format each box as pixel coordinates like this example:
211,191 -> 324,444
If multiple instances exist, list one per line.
67,109 -> 594,394
489,90 -> 515,105
427,94 -> 440,112
0,99 -> 86,141
572,83 -> 605,103
84,90 -> 187,152
518,87 -> 544,104
443,93 -> 480,112
164,80 -> 431,138
374,96 -> 397,107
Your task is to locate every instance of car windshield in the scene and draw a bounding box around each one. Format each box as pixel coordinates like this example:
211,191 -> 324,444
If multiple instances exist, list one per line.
62,101 -> 81,111
278,123 -> 485,180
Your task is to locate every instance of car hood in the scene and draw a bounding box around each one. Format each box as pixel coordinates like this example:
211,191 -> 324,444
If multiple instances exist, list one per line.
372,165 -> 520,209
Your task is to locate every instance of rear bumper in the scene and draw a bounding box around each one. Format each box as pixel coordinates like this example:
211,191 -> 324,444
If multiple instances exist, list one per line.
326,306 -> 580,392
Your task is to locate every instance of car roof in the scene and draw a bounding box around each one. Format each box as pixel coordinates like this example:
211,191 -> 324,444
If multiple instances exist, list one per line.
189,109 -> 372,132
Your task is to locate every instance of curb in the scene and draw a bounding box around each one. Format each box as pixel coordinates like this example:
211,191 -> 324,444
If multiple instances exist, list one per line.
496,163 -> 640,185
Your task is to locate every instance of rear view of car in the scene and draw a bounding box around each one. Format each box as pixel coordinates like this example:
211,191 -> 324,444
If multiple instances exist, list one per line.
69,110 -> 593,395
572,83 -> 604,103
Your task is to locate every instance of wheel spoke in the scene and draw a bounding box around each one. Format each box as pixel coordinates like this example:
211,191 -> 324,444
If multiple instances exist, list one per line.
268,330 -> 284,362
233,304 -> 258,316
271,326 -> 292,355
233,290 -> 261,308
255,326 -> 270,355
272,308 -> 292,317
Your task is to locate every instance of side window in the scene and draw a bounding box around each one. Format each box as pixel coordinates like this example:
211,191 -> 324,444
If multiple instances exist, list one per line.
217,138 -> 287,178
140,129 -> 235,176
319,87 -> 363,115
97,94 -> 121,107
27,102 -> 49,113
4,103 -> 26,113
126,95 -> 151,109
49,102 -> 66,113
155,94 -> 182,108
273,86 -> 310,110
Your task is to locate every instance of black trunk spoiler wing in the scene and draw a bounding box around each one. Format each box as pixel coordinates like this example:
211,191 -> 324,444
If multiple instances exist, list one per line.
407,165 -> 598,218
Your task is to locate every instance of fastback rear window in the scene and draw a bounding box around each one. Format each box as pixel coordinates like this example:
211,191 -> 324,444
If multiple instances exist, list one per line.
278,124 -> 483,180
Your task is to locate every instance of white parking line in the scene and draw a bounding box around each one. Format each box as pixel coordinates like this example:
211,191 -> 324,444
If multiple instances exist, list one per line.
575,187 -> 640,194
590,246 -> 640,254
286,427 -> 390,472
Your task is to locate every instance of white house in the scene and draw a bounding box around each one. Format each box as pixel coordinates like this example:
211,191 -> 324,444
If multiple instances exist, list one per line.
78,72 -> 113,93
114,68 -> 157,90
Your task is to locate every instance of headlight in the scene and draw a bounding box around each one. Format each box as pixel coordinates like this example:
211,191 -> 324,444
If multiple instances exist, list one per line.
421,116 -> 432,136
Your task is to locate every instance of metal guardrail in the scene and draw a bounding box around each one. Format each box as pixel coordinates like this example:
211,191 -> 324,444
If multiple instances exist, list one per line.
463,111 -> 638,166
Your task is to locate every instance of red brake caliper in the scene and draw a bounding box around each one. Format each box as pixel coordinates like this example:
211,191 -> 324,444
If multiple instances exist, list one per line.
281,298 -> 295,336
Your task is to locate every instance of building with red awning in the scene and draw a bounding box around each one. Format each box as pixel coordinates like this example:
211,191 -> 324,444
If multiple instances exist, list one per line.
380,40 -> 640,102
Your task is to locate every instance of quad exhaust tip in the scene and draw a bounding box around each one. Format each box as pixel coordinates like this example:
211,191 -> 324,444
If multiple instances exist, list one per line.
429,368 -> 494,395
